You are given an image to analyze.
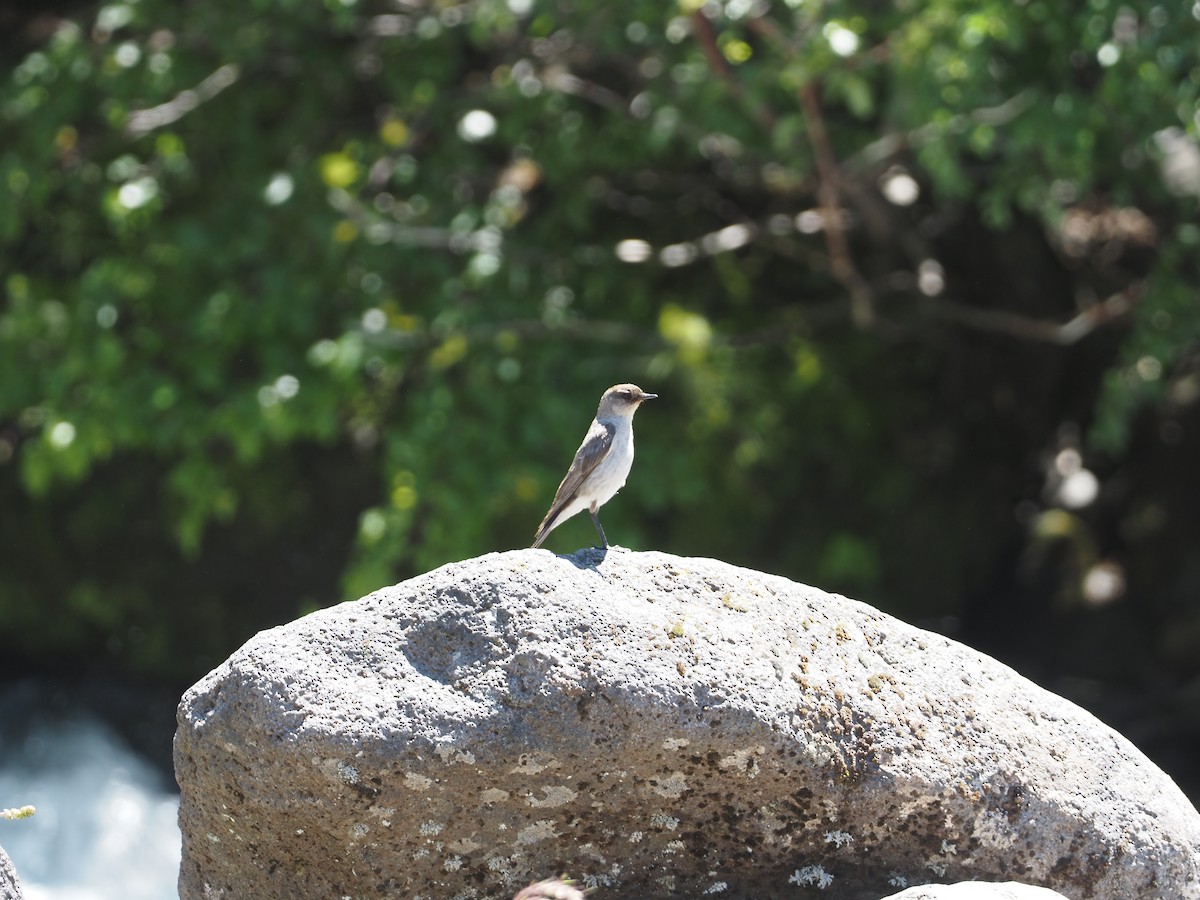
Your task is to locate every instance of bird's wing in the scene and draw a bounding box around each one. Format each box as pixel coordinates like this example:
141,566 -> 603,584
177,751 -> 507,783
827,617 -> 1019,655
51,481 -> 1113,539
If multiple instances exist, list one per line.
534,419 -> 615,540
553,418 -> 615,504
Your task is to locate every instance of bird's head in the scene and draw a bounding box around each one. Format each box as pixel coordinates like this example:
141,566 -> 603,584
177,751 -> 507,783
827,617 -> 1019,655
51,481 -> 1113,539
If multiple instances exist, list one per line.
598,383 -> 658,417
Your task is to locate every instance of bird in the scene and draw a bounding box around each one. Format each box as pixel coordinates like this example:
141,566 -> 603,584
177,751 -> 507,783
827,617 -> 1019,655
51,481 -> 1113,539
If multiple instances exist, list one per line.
532,383 -> 657,550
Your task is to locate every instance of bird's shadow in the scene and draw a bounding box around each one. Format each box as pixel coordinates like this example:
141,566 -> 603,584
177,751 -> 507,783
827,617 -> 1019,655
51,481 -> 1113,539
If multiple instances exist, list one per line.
565,546 -> 608,570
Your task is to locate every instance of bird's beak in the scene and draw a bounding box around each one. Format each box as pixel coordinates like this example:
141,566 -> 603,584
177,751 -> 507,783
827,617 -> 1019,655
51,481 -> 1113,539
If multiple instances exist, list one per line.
640,392 -> 658,401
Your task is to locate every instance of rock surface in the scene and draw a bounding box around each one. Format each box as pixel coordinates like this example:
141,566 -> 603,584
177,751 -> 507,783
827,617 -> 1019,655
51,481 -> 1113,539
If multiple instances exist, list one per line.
0,845 -> 21,900
175,548 -> 1200,899
882,883 -> 1069,899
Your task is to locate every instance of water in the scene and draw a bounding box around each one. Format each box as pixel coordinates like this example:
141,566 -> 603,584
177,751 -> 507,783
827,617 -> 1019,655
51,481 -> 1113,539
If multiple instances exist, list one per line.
0,685 -> 180,900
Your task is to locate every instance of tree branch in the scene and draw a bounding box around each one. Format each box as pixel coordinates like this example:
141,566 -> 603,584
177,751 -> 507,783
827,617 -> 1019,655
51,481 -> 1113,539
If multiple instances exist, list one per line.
917,284 -> 1140,345
691,11 -> 734,81
848,91 -> 1035,170
797,81 -> 876,328
125,64 -> 241,138
690,12 -> 776,131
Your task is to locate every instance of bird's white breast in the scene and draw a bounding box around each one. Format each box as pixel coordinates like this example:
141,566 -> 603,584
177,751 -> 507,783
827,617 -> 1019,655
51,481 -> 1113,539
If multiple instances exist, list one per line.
580,416 -> 635,506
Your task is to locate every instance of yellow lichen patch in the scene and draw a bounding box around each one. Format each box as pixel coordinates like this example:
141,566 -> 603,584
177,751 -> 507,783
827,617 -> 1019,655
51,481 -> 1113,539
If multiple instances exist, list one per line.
867,672 -> 898,695
720,592 -> 749,612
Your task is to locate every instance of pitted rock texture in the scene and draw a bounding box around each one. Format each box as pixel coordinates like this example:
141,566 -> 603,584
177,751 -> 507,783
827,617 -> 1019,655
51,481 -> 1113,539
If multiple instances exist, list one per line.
175,549 -> 1200,899
0,845 -> 21,900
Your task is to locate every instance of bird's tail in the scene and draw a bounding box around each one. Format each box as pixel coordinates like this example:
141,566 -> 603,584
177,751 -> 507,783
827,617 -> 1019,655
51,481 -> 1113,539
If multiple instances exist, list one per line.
531,504 -> 564,548
531,517 -> 553,549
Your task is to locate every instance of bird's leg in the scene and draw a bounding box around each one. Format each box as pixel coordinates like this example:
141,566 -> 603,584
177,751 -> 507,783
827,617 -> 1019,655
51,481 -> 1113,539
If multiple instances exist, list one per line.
589,506 -> 608,549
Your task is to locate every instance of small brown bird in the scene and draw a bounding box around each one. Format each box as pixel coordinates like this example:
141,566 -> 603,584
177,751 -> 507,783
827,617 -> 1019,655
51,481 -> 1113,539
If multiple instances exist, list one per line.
532,384 -> 657,549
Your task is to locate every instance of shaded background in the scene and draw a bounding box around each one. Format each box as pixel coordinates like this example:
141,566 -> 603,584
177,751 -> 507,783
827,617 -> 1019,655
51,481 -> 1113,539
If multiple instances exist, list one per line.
2,0 -> 1199,856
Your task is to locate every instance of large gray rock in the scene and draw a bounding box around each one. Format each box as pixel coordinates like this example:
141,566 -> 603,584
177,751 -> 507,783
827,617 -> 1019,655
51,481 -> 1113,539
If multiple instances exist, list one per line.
0,844 -> 21,900
175,549 -> 1200,899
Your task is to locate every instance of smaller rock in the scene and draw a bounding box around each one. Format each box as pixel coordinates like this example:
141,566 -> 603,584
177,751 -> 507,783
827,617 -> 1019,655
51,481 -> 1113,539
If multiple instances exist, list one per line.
0,845 -> 22,900
882,882 -> 1070,900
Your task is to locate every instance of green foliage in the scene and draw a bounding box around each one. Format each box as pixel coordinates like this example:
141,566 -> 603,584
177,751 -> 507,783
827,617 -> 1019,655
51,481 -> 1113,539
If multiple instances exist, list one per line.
1,0 -> 1199,703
